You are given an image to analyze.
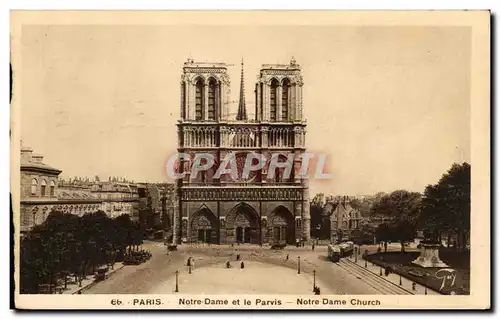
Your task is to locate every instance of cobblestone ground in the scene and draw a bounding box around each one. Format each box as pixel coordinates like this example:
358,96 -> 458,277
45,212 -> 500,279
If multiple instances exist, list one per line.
84,242 -> 379,294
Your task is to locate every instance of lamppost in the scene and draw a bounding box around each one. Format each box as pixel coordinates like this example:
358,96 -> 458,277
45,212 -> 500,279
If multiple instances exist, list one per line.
364,259 -> 367,268
399,274 -> 402,286
355,247 -> 358,263
424,273 -> 429,295
189,264 -> 192,274
298,256 -> 301,274
312,270 -> 316,292
175,270 -> 179,292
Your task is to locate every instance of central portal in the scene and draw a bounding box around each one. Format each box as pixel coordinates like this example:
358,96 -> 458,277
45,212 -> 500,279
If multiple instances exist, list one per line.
227,203 -> 260,244
236,226 -> 252,243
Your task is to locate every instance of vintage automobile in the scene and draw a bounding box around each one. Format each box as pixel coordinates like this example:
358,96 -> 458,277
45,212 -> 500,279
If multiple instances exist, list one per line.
270,241 -> 287,250
167,244 -> 178,251
123,250 -> 152,265
94,267 -> 109,281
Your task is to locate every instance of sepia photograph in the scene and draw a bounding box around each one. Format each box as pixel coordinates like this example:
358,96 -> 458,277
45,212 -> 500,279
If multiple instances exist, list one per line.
10,10 -> 490,310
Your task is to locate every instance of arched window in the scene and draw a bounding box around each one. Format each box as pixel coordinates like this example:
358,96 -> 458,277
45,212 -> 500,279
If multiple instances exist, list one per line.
282,78 -> 290,121
270,79 -> 278,122
50,180 -> 56,196
32,208 -> 38,226
181,81 -> 186,119
260,82 -> 264,120
40,180 -> 47,196
195,79 -> 204,120
31,178 -> 38,196
208,78 -> 217,120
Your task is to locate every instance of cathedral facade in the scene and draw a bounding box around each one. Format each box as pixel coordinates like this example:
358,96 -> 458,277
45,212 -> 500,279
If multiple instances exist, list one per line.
174,58 -> 310,245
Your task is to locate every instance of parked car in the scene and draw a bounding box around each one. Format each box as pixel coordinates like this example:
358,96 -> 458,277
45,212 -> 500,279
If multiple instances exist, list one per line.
94,267 -> 109,281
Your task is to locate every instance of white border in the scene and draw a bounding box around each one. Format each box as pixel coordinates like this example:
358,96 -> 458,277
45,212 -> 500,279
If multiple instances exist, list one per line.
3,1 -> 497,319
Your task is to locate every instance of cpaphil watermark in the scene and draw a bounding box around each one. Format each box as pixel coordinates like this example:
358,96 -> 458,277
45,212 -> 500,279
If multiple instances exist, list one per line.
164,151 -> 332,182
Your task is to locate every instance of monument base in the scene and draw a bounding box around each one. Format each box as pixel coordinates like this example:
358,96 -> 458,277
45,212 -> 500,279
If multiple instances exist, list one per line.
412,242 -> 449,268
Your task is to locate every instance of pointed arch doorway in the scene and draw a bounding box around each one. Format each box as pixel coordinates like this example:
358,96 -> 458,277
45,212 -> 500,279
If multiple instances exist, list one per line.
191,207 -> 218,244
226,203 -> 260,244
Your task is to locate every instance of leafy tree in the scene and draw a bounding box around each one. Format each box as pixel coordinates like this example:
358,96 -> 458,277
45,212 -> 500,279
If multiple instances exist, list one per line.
371,190 -> 422,252
421,163 -> 470,250
310,204 -> 324,239
19,209 -> 142,293
375,223 -> 394,252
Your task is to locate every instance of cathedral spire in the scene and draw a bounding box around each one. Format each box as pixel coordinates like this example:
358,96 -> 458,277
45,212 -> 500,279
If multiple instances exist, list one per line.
236,58 -> 247,121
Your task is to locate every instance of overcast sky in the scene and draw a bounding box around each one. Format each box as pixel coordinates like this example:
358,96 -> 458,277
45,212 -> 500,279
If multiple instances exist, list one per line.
19,24 -> 471,196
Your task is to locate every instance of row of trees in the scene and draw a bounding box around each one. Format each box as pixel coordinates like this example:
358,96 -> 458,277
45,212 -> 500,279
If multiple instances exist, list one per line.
366,162 -> 470,252
310,162 -> 470,252
20,211 -> 144,294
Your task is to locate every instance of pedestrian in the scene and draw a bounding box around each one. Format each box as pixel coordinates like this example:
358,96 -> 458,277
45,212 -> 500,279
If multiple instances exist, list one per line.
77,290 -> 82,294
312,243 -> 315,251
412,282 -> 417,291
187,257 -> 191,267
236,254 -> 240,261
241,261 -> 245,269
286,254 -> 289,261
226,260 -> 231,268
314,286 -> 320,295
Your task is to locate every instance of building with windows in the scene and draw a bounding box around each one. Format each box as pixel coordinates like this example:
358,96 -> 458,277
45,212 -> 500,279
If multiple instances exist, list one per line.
19,144 -> 144,232
323,196 -> 362,243
174,58 -> 310,245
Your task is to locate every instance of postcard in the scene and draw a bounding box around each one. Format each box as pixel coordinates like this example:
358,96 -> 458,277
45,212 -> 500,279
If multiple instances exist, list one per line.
11,10 -> 490,310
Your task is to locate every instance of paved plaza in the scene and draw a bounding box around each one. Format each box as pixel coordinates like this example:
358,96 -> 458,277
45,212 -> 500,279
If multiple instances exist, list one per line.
83,242 -> 390,295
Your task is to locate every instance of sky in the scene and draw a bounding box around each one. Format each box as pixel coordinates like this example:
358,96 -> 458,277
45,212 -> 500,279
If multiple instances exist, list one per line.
18,24 -> 471,196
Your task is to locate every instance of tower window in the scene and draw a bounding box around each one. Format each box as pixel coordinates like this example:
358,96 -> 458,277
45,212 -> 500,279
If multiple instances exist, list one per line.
50,180 -> 56,196
282,78 -> 289,121
31,178 -> 38,196
181,82 -> 186,119
208,79 -> 217,120
270,79 -> 278,122
41,180 -> 47,197
195,79 -> 204,120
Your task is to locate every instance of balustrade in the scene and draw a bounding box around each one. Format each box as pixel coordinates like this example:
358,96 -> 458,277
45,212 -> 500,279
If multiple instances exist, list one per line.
181,125 -> 304,149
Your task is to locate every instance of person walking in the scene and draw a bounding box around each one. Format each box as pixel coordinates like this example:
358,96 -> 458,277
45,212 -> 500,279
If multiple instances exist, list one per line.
240,261 -> 245,269
312,242 -> 315,251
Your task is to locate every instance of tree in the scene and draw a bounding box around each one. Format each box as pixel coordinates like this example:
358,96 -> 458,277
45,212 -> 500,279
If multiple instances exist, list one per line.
371,190 -> 422,252
19,209 -> 140,293
310,204 -> 324,239
421,163 -> 470,250
375,223 -> 393,252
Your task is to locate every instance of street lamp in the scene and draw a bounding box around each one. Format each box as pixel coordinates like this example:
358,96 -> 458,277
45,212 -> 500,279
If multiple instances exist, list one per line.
175,270 -> 179,292
298,256 -> 301,274
312,270 -> 316,292
364,259 -> 367,268
399,274 -> 402,286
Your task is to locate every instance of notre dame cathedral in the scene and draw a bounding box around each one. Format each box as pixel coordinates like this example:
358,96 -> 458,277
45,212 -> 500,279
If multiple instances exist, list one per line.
173,58 -> 310,245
